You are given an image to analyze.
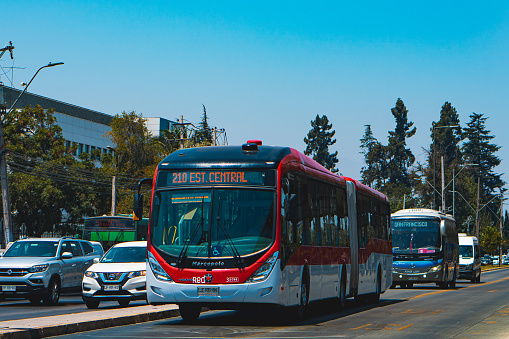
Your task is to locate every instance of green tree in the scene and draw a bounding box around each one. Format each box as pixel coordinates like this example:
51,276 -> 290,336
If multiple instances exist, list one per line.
194,105 -> 213,146
419,102 -> 466,215
462,113 -> 504,226
360,125 -> 387,189
4,105 -> 97,236
480,223 -> 502,255
386,98 -> 416,185
106,111 -> 160,177
304,115 -> 339,173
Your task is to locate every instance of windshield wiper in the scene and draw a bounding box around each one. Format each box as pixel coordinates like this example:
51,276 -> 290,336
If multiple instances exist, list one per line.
216,198 -> 244,268
176,198 -> 205,268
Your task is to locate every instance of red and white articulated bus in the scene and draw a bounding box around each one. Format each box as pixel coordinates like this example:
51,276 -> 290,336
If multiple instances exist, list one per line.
135,140 -> 392,322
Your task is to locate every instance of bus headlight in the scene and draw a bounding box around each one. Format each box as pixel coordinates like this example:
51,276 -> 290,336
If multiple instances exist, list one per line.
428,265 -> 442,273
148,252 -> 173,282
246,251 -> 278,283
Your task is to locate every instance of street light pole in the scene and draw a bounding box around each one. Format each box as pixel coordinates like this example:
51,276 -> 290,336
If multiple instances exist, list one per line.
1,62 -> 63,247
107,146 -> 117,216
432,125 -> 459,211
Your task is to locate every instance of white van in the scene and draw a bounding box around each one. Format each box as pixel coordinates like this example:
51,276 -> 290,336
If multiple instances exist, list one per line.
458,234 -> 481,282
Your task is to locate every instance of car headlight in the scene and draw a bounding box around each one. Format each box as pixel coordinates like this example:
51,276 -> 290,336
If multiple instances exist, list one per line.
148,252 -> 173,282
128,270 -> 147,279
29,264 -> 49,273
428,265 -> 442,273
84,271 -> 99,279
246,251 -> 278,283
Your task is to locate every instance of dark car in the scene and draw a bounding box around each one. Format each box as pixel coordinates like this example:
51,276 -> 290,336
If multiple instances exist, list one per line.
481,255 -> 493,266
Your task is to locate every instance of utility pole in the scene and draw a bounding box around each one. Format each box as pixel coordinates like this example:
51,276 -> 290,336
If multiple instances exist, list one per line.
476,176 -> 480,239
173,115 -> 192,149
0,102 -> 12,246
0,59 -> 64,248
111,176 -> 117,216
441,156 -> 445,213
500,190 -> 503,266
0,41 -> 15,247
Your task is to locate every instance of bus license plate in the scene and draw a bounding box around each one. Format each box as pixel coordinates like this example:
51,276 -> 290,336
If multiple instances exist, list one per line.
2,285 -> 16,291
104,285 -> 120,291
197,287 -> 219,296
408,277 -> 418,280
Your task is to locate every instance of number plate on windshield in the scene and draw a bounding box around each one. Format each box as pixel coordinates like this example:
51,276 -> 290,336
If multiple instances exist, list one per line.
197,287 -> 219,296
2,285 -> 16,291
104,285 -> 120,291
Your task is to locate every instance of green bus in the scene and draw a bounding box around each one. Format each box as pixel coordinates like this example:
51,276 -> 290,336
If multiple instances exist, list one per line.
83,215 -> 148,250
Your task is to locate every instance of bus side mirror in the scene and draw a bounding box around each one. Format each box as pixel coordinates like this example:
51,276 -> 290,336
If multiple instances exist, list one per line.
133,194 -> 143,221
133,178 -> 153,221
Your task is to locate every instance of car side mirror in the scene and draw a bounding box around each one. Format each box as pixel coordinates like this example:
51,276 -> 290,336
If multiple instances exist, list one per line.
61,252 -> 73,259
93,257 -> 100,264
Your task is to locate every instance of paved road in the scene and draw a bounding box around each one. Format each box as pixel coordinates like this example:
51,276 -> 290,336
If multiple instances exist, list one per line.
48,268 -> 509,338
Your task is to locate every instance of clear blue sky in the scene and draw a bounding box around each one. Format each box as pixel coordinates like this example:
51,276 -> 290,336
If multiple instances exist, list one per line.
2,1 -> 509,203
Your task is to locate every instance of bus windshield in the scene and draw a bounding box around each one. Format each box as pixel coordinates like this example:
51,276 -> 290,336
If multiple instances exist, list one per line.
392,219 -> 440,254
151,188 -> 275,258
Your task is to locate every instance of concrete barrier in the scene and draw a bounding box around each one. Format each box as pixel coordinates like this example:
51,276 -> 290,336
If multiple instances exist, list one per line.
0,304 -> 180,338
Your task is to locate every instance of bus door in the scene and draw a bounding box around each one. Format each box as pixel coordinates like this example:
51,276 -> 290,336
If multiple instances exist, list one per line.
346,181 -> 359,296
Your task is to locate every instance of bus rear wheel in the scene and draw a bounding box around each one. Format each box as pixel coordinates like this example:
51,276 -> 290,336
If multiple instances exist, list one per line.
179,304 -> 201,323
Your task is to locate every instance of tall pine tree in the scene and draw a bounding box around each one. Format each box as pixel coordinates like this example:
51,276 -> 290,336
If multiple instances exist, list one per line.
360,125 -> 386,189
195,105 -> 213,146
387,98 -> 416,185
304,114 -> 339,173
462,113 -> 504,227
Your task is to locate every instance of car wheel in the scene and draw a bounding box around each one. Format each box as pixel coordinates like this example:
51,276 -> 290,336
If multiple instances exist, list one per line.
43,278 -> 60,305
85,299 -> 100,309
118,300 -> 130,307
28,296 -> 41,305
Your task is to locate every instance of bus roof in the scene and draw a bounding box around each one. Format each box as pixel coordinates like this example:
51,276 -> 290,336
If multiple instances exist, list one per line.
157,142 -> 388,202
159,144 -> 292,169
391,208 -> 455,221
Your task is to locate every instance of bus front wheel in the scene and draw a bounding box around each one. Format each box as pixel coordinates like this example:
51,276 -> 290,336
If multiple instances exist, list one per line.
179,304 -> 201,323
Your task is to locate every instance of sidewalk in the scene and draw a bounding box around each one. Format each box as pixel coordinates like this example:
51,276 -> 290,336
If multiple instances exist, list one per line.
0,304 -> 180,339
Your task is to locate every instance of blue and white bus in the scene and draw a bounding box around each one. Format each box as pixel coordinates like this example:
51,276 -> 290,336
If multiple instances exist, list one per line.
391,209 -> 459,289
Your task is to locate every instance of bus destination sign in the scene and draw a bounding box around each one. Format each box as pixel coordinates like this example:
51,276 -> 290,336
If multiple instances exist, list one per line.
158,170 -> 275,187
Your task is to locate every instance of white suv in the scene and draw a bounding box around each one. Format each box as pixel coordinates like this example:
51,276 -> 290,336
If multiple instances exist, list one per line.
82,241 -> 147,309
0,237 -> 101,305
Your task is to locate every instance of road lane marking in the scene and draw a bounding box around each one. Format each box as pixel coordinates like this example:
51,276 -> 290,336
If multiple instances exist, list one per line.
395,324 -> 414,331
487,289 -> 499,292
350,324 -> 372,330
407,275 -> 509,300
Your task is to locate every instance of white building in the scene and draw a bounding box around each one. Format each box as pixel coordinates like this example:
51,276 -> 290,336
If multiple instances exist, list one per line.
0,86 -> 175,156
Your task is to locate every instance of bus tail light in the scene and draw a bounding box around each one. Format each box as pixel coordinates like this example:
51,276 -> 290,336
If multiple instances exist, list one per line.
148,252 -> 174,282
246,251 -> 278,283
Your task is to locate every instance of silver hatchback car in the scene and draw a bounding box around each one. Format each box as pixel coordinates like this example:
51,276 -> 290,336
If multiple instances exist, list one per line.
0,237 -> 101,305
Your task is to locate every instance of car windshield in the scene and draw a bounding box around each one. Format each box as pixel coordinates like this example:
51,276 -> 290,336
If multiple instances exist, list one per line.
101,246 -> 146,263
392,218 -> 440,254
3,241 -> 59,257
459,245 -> 474,259
151,188 -> 275,258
